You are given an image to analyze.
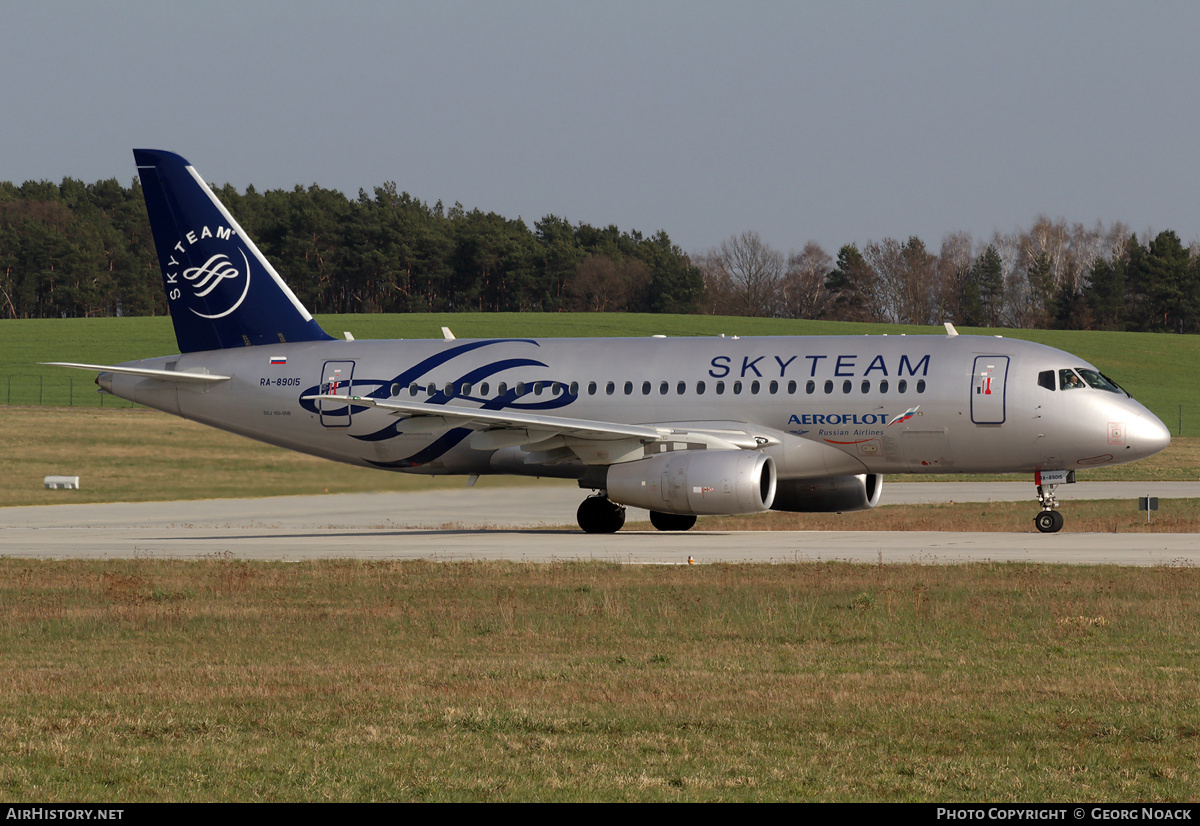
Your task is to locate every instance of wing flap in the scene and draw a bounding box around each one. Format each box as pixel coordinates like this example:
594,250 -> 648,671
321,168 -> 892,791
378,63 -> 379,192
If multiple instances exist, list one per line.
305,393 -> 667,441
305,393 -> 779,452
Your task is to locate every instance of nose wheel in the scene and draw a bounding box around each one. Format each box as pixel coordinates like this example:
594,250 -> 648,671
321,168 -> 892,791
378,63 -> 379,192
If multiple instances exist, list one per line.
1034,480 -> 1065,533
1034,509 -> 1064,533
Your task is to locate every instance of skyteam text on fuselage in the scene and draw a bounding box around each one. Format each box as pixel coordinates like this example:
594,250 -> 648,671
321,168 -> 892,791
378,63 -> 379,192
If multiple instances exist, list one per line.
48,150 -> 1172,534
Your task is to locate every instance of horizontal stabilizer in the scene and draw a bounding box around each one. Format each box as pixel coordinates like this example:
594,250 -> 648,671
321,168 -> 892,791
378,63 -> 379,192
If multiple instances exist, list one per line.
43,362 -> 231,383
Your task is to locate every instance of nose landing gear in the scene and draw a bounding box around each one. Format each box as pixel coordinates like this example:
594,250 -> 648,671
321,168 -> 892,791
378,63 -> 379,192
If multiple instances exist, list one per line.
1033,470 -> 1074,533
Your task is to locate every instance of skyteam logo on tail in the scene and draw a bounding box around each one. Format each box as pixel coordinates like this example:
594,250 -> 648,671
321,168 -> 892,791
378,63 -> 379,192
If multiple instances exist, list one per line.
165,225 -> 252,319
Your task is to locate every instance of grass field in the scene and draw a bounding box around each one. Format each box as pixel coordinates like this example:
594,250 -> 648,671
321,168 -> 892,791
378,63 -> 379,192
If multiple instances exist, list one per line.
5,313 -> 1200,434
3,406 -> 1199,515
5,316 -> 1200,802
2,558 -> 1199,802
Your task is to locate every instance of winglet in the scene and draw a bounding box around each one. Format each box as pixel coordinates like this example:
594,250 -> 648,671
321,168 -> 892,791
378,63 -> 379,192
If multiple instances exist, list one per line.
944,322 -> 959,337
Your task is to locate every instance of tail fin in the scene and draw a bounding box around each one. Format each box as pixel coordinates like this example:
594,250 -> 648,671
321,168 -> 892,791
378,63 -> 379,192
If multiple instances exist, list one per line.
134,149 -> 333,353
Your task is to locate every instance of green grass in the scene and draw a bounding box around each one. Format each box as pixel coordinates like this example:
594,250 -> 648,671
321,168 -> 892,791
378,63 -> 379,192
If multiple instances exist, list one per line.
2,559 -> 1199,802
5,314 -> 1199,434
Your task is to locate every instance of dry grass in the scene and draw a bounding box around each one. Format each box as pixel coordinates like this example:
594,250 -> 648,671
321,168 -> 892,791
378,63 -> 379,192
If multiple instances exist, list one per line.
0,407 -> 553,507
5,405 -> 1200,512
687,499 -> 1200,532
2,559 -> 1199,801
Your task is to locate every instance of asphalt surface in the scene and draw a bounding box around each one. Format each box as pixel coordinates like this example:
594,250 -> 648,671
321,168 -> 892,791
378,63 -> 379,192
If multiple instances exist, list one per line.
3,482 -> 1198,564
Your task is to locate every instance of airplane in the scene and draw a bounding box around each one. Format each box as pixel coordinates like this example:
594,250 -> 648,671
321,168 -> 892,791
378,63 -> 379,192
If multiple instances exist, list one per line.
48,149 -> 1172,534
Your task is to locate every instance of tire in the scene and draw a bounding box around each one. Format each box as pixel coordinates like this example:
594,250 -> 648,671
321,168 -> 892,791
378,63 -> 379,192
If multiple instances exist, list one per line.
1034,510 -> 1063,533
577,496 -> 626,534
649,511 -> 698,532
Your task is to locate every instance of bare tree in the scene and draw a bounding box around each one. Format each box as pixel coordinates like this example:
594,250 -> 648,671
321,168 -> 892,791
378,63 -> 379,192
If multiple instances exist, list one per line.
864,236 -> 940,325
564,255 -> 649,312
778,241 -> 833,319
699,231 -> 784,316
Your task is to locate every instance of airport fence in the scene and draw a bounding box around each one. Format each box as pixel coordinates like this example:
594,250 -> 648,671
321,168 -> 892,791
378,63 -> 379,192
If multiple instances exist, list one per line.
1173,406 -> 1200,438
3,374 -> 136,408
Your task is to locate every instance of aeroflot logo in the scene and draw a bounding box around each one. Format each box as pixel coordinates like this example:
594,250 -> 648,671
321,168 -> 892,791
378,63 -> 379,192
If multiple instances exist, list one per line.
164,225 -> 252,319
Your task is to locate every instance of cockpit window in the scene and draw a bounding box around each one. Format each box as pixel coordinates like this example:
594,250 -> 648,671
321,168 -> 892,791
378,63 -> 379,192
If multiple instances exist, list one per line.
1059,369 -> 1086,390
1038,370 -> 1055,391
1077,368 -> 1123,394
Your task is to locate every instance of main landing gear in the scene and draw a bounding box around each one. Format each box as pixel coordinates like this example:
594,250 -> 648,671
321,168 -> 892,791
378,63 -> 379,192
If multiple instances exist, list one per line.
576,494 -> 699,533
649,511 -> 697,532
1034,481 -> 1065,533
577,494 -> 625,534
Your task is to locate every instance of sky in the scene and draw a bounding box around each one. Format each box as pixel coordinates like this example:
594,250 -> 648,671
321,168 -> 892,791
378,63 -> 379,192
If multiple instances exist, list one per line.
5,1 -> 1200,258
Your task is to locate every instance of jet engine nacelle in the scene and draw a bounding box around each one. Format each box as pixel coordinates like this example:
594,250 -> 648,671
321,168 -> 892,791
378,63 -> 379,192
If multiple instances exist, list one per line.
771,474 -> 883,513
606,450 -> 777,515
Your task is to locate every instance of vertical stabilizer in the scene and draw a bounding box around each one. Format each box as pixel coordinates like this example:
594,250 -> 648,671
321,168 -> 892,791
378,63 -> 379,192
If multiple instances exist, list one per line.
134,149 -> 333,353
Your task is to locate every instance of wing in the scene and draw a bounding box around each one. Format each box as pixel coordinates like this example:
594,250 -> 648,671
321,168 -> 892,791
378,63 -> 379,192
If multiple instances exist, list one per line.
304,393 -> 776,454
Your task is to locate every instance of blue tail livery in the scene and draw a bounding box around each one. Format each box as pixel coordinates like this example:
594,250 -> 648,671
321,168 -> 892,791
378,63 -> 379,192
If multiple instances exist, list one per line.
134,149 -> 333,353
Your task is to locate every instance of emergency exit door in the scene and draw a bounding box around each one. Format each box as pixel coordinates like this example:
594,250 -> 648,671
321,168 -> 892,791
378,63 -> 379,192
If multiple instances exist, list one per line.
970,356 -> 1009,425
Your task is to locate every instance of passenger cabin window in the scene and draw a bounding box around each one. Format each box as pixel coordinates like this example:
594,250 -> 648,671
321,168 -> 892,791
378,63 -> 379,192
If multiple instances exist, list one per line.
696,380 -> 706,395
1038,370 -> 1055,391
898,380 -> 908,393
606,381 -> 615,395
879,379 -> 889,393
916,379 -> 926,393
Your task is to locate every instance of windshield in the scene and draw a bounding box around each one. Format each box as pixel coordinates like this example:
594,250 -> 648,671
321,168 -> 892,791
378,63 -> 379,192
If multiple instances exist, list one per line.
1077,368 -> 1124,394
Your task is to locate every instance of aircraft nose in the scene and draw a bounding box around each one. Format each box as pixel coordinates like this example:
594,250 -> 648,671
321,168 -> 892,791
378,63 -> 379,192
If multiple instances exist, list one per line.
1132,411 -> 1171,458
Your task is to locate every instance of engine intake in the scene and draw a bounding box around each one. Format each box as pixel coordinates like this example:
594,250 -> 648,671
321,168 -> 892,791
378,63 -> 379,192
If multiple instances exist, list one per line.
771,474 -> 883,513
606,450 -> 776,515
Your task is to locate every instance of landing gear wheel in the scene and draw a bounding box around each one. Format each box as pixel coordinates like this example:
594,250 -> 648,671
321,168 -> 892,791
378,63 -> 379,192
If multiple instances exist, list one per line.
577,495 -> 626,534
649,511 -> 698,532
1034,510 -> 1064,533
